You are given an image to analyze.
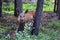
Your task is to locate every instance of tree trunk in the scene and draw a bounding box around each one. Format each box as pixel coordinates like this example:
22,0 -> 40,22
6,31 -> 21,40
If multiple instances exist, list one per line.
57,0 -> 60,19
54,0 -> 57,13
31,0 -> 44,35
14,0 -> 22,17
0,0 -> 2,17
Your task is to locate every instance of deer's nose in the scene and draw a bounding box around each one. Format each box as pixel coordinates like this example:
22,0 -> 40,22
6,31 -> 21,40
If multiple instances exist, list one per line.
21,20 -> 23,21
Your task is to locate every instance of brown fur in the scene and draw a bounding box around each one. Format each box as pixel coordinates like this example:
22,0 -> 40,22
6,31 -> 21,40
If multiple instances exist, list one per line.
17,10 -> 36,24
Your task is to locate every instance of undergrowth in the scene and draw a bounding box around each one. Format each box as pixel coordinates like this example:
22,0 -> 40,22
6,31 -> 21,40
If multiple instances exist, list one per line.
0,21 -> 60,40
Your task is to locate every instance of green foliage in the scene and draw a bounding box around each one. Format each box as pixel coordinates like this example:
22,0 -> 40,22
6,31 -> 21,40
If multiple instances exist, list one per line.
47,20 -> 60,29
0,24 -> 9,31
2,4 -> 14,11
1,0 -> 60,40
0,25 -> 60,40
23,4 -> 36,11
2,0 -> 54,14
41,27 -> 59,40
0,23 -> 11,31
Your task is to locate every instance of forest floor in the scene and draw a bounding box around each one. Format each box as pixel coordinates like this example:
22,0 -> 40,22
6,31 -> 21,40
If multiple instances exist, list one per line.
0,11 -> 60,40
0,11 -> 58,27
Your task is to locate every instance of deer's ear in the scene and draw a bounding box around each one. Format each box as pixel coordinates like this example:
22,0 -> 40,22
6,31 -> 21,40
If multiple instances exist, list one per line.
25,9 -> 28,13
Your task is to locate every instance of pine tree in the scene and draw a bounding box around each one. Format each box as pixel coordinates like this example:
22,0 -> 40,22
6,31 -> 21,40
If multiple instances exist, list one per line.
57,0 -> 60,19
31,0 -> 44,35
0,0 -> 2,17
54,0 -> 57,13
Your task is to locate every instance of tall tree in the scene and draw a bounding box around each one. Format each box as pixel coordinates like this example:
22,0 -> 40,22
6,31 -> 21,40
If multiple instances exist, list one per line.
14,0 -> 22,17
57,0 -> 60,19
31,0 -> 44,35
0,0 -> 2,17
54,0 -> 57,13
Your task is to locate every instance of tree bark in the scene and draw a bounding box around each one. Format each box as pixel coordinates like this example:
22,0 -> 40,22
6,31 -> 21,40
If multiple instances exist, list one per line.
31,0 -> 44,35
57,0 -> 60,19
54,0 -> 57,13
0,0 -> 2,17
14,0 -> 22,17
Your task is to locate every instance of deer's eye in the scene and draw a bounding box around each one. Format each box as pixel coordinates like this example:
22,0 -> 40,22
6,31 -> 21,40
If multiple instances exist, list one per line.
20,16 -> 21,17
